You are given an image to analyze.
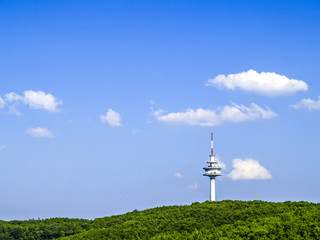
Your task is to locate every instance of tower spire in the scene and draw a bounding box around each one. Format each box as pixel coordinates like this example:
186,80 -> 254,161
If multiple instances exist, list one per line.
211,132 -> 213,156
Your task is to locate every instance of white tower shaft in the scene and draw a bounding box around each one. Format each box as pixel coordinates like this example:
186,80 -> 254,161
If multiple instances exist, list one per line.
210,177 -> 215,201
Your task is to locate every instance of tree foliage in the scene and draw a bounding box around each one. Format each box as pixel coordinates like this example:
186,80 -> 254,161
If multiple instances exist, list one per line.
0,201 -> 319,239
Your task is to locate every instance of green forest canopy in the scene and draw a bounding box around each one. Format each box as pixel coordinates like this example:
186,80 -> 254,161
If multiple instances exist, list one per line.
0,200 -> 319,239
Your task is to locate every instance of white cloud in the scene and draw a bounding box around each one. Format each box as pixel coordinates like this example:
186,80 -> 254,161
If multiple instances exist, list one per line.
26,127 -> 54,138
0,97 -> 5,108
0,146 -> 5,151
218,160 -> 226,170
8,106 -> 22,116
100,109 -> 122,127
206,69 -> 308,96
228,158 -> 272,180
131,128 -> 141,134
185,183 -> 199,190
154,103 -> 276,127
174,172 -> 183,179
3,90 -> 62,112
219,161 -> 226,170
292,96 -> 320,111
211,156 -> 226,169
5,92 -> 23,102
23,90 -> 62,112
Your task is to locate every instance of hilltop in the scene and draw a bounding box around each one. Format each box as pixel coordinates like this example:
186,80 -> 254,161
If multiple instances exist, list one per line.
0,200 -> 320,239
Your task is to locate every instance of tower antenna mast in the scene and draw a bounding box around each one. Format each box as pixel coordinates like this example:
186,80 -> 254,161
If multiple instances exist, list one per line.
211,132 -> 213,156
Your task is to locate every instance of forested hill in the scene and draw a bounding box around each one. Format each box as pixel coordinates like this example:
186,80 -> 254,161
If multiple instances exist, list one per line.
1,201 -> 320,239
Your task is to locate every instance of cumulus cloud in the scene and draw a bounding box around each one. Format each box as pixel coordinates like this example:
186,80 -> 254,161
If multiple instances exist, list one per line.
185,183 -> 199,190
0,97 -> 5,109
26,127 -> 54,138
23,90 -> 62,112
174,172 -> 183,179
206,69 -> 308,96
100,109 -> 122,127
292,96 -> 320,111
154,103 -> 276,127
228,158 -> 272,180
3,90 -> 62,112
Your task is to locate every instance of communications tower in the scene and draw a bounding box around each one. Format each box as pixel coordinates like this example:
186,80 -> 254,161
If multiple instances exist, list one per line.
203,133 -> 222,201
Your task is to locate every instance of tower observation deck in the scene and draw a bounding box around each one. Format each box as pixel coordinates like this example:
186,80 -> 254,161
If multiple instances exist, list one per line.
203,133 -> 222,201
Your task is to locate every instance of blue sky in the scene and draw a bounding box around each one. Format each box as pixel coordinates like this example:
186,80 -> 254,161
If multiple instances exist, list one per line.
0,0 -> 320,220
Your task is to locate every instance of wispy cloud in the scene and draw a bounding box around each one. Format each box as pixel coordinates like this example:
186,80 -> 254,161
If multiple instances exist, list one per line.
5,92 -> 23,102
206,69 -> 308,96
0,97 -> 5,109
131,128 -> 141,134
174,172 -> 183,179
8,106 -> 22,116
185,183 -> 199,190
228,158 -> 272,180
215,156 -> 227,170
154,103 -> 276,127
26,127 -> 54,138
0,146 -> 5,151
100,109 -> 122,127
291,96 -> 320,111
3,90 -> 62,112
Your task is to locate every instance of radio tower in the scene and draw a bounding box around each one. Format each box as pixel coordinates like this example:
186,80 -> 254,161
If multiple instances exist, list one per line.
203,133 -> 222,201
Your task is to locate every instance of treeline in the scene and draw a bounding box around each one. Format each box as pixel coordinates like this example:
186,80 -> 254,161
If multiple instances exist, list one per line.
0,218 -> 93,240
0,201 -> 320,239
